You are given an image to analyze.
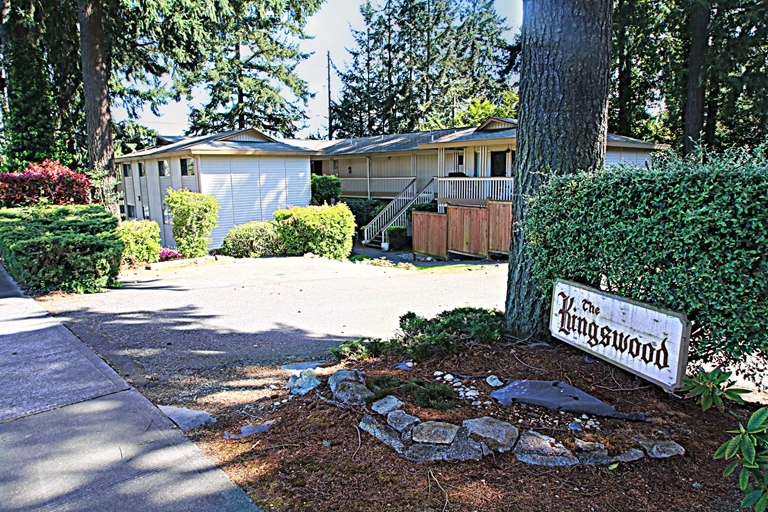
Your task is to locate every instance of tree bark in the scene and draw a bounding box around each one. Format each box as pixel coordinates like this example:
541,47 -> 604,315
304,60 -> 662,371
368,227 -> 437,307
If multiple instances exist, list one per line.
505,0 -> 612,339
78,0 -> 113,173
683,2 -> 710,155
615,0 -> 633,135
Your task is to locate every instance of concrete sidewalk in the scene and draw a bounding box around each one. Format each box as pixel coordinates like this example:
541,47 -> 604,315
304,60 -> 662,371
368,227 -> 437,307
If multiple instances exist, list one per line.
0,267 -> 258,512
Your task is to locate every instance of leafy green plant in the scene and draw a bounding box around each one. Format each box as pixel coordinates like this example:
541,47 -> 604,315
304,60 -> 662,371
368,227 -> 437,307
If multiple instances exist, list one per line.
116,220 -> 161,266
222,220 -> 283,258
273,203 -> 355,260
365,376 -> 458,410
525,145 -> 768,380
681,368 -> 749,412
386,226 -> 410,251
348,254 -> 373,262
714,408 -> 768,511
0,205 -> 122,292
163,189 -> 219,258
311,175 -> 342,205
339,198 -> 386,230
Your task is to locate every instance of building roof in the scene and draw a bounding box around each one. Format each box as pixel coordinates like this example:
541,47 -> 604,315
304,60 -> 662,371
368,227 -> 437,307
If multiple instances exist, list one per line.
115,128 -> 317,162
116,120 -> 668,162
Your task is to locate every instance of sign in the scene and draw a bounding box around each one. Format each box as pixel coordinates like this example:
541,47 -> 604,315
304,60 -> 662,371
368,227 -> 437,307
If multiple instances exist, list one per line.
549,279 -> 690,391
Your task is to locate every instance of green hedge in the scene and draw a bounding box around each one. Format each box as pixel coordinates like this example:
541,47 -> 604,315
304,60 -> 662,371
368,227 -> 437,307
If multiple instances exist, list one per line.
116,220 -> 161,266
386,226 -> 410,251
340,198 -> 386,229
311,175 -> 342,205
525,146 -> 768,377
222,221 -> 283,258
0,205 -> 122,292
164,189 -> 219,258
273,203 -> 355,259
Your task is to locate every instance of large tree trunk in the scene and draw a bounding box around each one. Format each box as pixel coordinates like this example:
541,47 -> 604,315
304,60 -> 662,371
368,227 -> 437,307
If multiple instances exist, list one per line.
683,2 -> 710,155
78,0 -> 116,213
505,0 -> 612,339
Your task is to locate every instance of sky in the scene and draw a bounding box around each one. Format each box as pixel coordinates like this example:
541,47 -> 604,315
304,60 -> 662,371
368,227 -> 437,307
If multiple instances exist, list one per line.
113,0 -> 523,138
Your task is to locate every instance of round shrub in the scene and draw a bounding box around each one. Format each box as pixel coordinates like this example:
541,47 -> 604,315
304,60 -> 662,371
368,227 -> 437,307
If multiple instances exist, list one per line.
273,203 -> 355,260
116,220 -> 161,266
222,221 -> 283,258
163,189 -> 219,258
311,175 -> 342,205
525,145 -> 768,380
0,159 -> 91,207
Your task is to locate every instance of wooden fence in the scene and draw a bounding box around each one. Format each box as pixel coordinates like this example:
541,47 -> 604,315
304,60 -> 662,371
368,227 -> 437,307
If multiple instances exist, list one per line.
412,200 -> 512,259
412,211 -> 447,258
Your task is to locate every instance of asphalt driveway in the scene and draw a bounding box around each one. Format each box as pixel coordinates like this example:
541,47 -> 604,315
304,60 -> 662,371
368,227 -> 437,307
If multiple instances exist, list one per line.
38,257 -> 507,383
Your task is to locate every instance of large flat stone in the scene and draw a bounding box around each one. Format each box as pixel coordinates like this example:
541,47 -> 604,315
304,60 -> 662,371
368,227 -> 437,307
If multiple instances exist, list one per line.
636,438 -> 685,458
403,428 -> 483,462
0,389 -> 257,512
372,395 -> 404,415
360,414 -> 404,453
513,430 -> 579,467
412,421 -> 460,444
462,416 -> 518,453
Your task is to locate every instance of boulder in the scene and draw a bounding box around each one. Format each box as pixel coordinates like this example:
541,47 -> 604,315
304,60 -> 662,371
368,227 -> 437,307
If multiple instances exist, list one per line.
372,395 -> 404,415
635,439 -> 685,458
411,421 -> 460,445
513,430 -> 579,467
359,414 -> 405,453
290,369 -> 320,396
328,369 -> 373,405
462,417 -> 518,453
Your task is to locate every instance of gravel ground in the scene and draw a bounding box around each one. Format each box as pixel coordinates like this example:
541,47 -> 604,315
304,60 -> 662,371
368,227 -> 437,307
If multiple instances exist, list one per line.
37,256 -> 507,383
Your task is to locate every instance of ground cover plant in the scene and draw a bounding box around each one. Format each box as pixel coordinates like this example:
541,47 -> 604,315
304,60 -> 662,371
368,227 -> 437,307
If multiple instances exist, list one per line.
164,190 -> 219,258
525,145 -> 768,381
0,205 -> 122,292
116,219 -> 161,266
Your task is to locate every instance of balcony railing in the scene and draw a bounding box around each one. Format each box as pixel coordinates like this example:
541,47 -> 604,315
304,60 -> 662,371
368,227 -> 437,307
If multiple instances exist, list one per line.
437,177 -> 514,207
340,176 -> 417,199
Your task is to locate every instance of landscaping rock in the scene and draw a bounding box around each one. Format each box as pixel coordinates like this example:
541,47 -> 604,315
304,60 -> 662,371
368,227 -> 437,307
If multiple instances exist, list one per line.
412,421 -> 460,444
290,369 -> 320,396
372,395 -> 404,415
328,369 -> 373,405
636,439 -> 685,458
359,414 -> 404,453
462,416 -> 518,453
158,405 -> 216,432
574,439 -> 612,465
387,410 -> 420,434
491,380 -> 646,420
486,375 -> 503,387
513,430 -> 579,466
403,428 -> 484,462
224,420 -> 275,440
614,448 -> 645,463
281,360 -> 322,376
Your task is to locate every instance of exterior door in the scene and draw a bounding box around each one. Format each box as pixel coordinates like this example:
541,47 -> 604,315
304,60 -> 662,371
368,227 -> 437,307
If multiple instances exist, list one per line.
490,151 -> 507,177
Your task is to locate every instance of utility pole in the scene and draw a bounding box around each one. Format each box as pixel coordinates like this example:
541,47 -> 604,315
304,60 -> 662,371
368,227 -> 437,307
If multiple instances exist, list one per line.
327,51 -> 333,140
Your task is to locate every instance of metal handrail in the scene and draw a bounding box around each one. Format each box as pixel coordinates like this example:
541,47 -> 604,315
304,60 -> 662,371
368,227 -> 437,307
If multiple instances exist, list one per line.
362,178 -> 417,244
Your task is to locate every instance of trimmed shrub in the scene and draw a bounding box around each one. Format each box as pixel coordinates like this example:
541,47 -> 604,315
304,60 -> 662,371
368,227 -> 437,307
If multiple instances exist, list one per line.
386,226 -> 410,251
0,205 -> 122,292
273,203 -> 355,259
163,189 -> 219,258
222,221 -> 283,258
525,146 -> 768,379
0,159 -> 91,207
311,175 -> 342,205
340,198 -> 386,229
116,220 -> 161,266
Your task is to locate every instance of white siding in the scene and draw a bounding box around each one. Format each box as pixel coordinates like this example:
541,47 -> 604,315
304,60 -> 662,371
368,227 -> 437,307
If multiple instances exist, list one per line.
370,155 -> 412,177
199,157 -> 235,248
286,158 -> 311,207
226,132 -> 268,142
231,157 -> 263,225
259,157 -> 288,220
606,148 -> 653,168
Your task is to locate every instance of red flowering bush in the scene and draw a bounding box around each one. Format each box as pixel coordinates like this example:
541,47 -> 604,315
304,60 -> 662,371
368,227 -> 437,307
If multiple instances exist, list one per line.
0,159 -> 91,207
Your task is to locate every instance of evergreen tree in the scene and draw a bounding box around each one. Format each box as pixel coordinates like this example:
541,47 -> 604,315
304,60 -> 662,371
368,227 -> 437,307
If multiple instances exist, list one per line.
186,0 -> 323,136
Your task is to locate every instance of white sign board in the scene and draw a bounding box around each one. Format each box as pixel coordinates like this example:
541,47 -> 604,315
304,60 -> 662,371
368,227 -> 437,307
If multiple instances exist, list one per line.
549,279 -> 690,391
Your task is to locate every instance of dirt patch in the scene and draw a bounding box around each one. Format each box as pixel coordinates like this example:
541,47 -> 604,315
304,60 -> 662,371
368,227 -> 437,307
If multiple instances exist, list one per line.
139,341 -> 745,511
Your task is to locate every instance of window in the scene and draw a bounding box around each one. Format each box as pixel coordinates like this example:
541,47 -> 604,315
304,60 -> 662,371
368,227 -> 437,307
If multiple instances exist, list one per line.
142,206 -> 150,219
163,204 -> 172,225
457,154 -> 464,166
181,158 -> 195,176
122,164 -> 131,178
126,205 -> 136,219
490,151 -> 506,177
473,151 -> 481,177
138,162 -> 145,177
158,160 -> 170,177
